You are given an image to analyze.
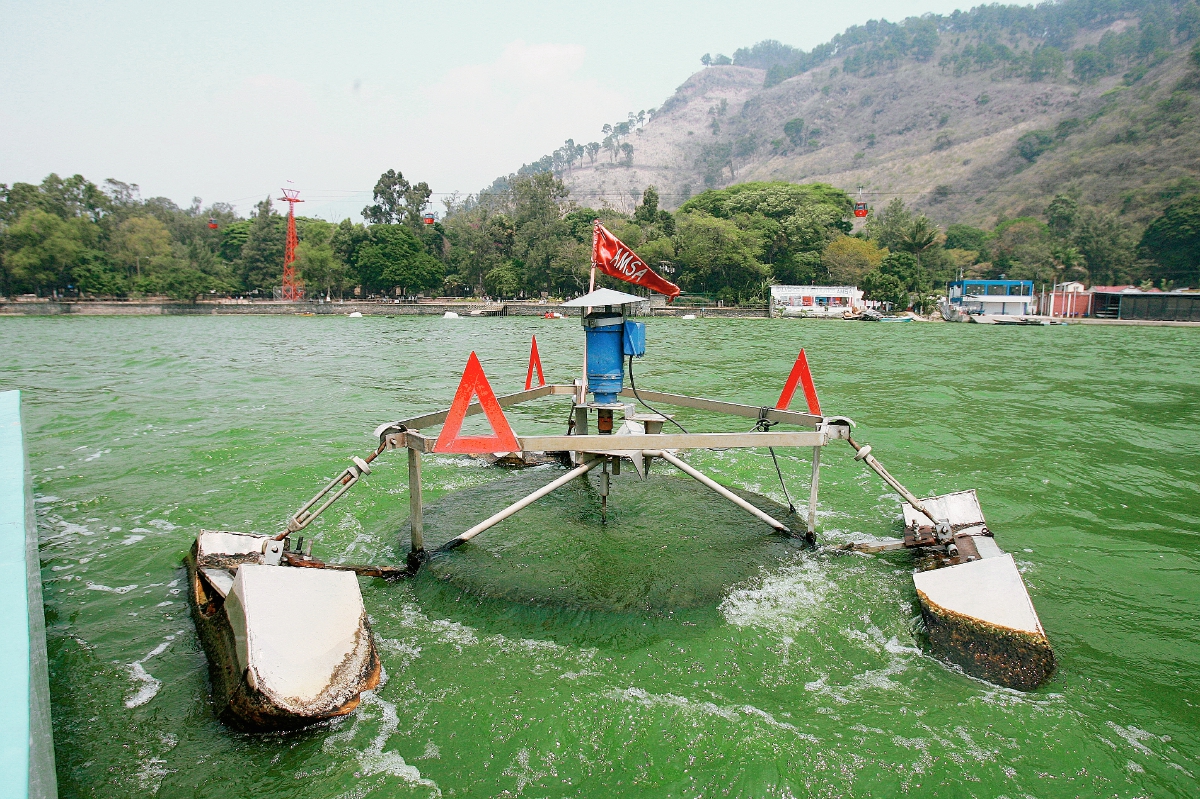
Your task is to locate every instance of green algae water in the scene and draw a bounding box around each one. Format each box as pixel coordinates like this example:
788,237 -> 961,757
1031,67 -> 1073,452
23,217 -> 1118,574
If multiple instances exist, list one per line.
3,315 -> 1198,798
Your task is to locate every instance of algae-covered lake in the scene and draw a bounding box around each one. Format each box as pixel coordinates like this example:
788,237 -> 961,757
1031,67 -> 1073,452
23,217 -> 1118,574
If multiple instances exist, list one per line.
3,315 -> 1198,797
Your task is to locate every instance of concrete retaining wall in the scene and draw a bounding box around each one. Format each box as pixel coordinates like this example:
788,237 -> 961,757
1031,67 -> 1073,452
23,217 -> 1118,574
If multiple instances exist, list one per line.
0,300 -> 499,317
0,299 -> 770,319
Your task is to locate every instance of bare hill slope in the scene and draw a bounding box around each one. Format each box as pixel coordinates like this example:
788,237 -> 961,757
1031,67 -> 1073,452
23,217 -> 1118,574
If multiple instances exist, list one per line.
559,16 -> 1200,230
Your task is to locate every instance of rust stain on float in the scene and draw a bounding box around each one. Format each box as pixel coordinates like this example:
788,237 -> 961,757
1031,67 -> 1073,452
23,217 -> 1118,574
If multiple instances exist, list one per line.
917,589 -> 1057,691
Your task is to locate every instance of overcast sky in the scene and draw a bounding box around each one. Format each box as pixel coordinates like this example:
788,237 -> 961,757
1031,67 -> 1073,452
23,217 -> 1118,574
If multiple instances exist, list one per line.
1,0 -> 973,220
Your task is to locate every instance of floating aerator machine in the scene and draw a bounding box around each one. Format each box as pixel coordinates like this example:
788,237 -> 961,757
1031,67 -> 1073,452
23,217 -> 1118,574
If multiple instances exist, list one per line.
190,281 -> 1057,733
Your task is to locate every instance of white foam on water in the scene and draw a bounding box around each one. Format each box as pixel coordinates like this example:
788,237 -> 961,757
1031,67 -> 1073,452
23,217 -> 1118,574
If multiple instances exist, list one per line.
321,687 -> 440,794
134,756 -> 170,793
87,582 -> 138,594
604,686 -> 819,743
501,747 -> 555,794
375,638 -> 423,670
125,639 -> 174,708
119,535 -> 146,546
147,518 -> 178,531
125,664 -> 162,709
803,656 -> 912,705
392,602 -> 597,673
56,519 -> 94,537
719,557 -> 836,632
1106,721 -> 1161,756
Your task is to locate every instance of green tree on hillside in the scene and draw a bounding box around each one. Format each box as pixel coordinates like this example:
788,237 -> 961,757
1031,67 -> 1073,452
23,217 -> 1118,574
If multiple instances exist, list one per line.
868,198 -> 913,252
1139,195 -> 1200,286
112,216 -> 171,280
989,219 -> 1056,282
3,209 -> 99,295
944,223 -> 991,257
673,213 -> 767,301
295,220 -> 349,299
823,236 -> 887,284
356,224 -> 442,296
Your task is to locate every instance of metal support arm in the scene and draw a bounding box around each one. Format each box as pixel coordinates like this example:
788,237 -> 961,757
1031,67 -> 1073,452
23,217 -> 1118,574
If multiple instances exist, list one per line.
846,435 -> 950,535
644,450 -> 791,534
440,456 -> 603,550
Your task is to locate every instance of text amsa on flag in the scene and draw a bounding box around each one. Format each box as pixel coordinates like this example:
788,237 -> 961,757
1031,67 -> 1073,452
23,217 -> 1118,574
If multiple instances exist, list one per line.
592,222 -> 681,301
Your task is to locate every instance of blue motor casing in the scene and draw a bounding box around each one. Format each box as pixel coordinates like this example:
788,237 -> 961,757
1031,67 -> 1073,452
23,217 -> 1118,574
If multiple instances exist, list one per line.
622,321 -> 646,357
584,312 -> 625,404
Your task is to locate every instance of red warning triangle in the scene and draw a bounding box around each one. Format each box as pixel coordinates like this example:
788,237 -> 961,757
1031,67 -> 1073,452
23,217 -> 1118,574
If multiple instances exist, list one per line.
434,352 -> 521,454
524,335 -> 545,390
776,348 -> 822,415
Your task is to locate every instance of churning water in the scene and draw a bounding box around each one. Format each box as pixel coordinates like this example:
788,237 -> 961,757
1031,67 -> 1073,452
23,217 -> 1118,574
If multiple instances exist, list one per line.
4,315 -> 1198,797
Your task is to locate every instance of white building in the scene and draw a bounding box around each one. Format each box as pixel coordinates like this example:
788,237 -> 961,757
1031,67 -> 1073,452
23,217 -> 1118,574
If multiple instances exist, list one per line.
771,285 -> 865,318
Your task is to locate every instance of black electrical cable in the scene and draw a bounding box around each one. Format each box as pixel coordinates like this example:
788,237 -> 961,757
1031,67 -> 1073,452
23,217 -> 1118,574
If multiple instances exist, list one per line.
751,411 -> 797,514
627,355 -> 689,435
767,447 -> 797,514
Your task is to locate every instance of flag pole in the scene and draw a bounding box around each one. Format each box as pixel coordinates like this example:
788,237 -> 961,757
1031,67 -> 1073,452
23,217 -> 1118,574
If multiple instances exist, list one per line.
579,221 -> 600,407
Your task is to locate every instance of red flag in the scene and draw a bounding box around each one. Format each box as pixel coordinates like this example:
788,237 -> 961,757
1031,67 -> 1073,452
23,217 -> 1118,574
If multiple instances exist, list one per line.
592,223 -> 680,301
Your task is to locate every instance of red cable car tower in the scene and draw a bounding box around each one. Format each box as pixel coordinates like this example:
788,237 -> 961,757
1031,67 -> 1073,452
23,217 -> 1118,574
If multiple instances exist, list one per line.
278,188 -> 304,301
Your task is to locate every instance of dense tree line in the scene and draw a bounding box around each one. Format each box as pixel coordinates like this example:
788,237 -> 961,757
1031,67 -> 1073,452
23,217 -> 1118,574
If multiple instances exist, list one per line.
855,190 -> 1200,311
4,170 -> 1195,304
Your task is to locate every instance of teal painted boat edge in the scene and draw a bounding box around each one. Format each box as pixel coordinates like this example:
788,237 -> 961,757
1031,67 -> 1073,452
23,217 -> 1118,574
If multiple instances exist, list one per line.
0,391 -> 57,799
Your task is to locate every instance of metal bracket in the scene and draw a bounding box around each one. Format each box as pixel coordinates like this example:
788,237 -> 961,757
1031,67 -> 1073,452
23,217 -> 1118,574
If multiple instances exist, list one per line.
262,538 -> 284,566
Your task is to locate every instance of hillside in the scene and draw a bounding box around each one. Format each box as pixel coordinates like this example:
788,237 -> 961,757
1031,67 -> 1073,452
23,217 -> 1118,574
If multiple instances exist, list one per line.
549,4 -> 1200,231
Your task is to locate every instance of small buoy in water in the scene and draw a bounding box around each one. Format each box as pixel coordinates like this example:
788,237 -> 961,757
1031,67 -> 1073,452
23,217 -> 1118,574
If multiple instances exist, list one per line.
444,311 -> 460,319
348,311 -> 363,318
681,314 -> 697,320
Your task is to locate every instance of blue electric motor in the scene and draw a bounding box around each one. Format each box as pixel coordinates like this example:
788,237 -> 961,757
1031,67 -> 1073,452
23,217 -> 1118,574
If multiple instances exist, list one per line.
584,311 -> 645,405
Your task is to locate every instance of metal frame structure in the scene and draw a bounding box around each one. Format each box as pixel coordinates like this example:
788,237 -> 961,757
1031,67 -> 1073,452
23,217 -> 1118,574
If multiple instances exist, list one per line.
358,383 -> 851,559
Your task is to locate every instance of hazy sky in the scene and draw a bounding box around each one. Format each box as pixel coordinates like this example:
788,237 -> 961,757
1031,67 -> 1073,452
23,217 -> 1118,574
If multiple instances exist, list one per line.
1,1 -> 972,220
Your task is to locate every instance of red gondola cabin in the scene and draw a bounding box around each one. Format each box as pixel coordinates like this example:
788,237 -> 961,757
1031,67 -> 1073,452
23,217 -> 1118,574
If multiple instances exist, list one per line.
853,203 -> 869,218
423,213 -> 435,225
208,218 -> 219,229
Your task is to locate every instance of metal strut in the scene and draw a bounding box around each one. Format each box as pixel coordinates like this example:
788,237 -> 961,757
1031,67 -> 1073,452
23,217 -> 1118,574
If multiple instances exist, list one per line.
845,434 -> 951,536
643,450 -> 792,534
277,438 -> 391,540
439,456 -> 604,550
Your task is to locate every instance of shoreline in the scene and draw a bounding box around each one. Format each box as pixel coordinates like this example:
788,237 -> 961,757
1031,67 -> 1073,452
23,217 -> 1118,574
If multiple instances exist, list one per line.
0,299 -> 771,319
2,299 -> 1199,325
